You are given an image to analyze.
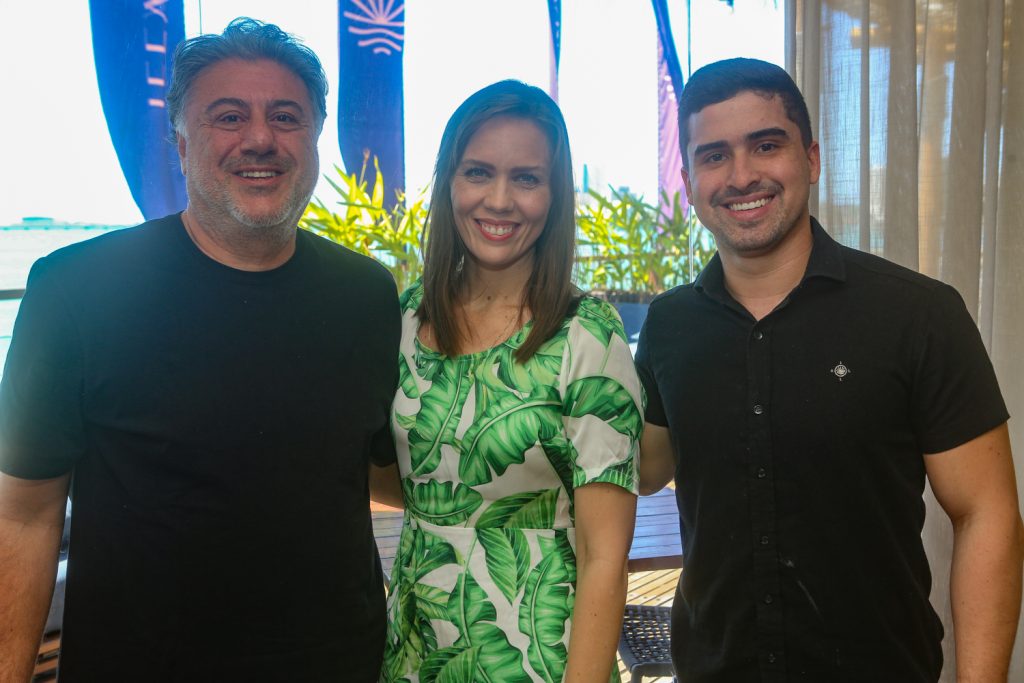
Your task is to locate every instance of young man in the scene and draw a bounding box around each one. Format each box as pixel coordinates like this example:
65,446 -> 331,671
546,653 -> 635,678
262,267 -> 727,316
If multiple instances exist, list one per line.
636,58 -> 1023,682
0,19 -> 399,681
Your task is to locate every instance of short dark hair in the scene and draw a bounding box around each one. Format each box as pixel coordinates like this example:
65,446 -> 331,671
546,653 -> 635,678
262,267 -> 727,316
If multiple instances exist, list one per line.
419,80 -> 577,363
167,17 -> 327,138
678,58 -> 813,167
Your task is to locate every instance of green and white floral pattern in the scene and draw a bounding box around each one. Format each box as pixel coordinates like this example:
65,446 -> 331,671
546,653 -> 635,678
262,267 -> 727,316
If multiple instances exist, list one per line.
381,282 -> 643,683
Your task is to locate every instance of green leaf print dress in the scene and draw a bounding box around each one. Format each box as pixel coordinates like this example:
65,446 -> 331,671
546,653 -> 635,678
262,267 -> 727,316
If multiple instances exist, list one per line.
381,281 -> 644,683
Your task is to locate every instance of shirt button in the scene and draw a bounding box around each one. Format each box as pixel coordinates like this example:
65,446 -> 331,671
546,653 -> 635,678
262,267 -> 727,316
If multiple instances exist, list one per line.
767,652 -> 777,664
753,330 -> 764,340
757,468 -> 767,478
764,593 -> 774,604
760,535 -> 770,545
753,404 -> 764,415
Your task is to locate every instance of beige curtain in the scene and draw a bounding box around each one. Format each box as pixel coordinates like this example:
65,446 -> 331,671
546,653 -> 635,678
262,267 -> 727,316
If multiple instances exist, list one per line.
787,0 -> 1024,679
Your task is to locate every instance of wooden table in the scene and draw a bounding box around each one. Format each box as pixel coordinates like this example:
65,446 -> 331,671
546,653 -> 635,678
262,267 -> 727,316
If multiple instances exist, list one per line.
626,486 -> 682,572
372,487 -> 681,579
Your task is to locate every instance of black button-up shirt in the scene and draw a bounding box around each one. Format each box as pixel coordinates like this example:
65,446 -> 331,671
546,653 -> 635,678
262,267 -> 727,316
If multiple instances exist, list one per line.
635,220 -> 1008,682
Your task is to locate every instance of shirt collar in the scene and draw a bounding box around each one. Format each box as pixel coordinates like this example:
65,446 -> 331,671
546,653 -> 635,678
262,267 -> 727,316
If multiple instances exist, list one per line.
693,217 -> 846,301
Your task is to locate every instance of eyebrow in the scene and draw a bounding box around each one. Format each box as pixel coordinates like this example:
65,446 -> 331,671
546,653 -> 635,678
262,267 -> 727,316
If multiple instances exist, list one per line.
459,158 -> 547,173
691,127 -> 792,159
204,98 -> 307,115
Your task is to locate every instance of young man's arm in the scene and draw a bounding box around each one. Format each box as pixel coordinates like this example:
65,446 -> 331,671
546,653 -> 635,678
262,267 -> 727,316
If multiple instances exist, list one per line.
925,423 -> 1024,683
0,472 -> 69,683
639,423 -> 674,495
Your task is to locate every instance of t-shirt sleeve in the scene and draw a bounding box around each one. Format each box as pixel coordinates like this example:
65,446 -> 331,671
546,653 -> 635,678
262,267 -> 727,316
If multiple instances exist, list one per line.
562,298 -> 644,494
0,257 -> 86,479
633,305 -> 668,427
913,283 -> 1009,454
369,421 -> 397,466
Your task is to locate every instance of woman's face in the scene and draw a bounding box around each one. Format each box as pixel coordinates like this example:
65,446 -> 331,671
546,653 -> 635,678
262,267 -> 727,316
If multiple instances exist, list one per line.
450,115 -> 552,277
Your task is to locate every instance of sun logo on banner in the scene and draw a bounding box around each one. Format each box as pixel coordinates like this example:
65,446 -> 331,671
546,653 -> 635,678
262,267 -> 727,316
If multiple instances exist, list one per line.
343,0 -> 405,55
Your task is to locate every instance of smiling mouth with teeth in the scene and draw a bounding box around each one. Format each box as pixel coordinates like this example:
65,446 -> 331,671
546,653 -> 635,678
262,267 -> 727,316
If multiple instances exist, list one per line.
238,170 -> 280,178
479,221 -> 517,237
727,197 -> 771,211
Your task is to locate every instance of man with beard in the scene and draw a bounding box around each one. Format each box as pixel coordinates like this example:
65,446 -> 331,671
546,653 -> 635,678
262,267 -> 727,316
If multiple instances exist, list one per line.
635,58 -> 1023,682
0,19 -> 399,682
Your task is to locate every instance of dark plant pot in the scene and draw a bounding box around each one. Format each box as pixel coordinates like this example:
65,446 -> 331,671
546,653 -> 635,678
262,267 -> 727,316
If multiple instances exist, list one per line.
612,301 -> 650,344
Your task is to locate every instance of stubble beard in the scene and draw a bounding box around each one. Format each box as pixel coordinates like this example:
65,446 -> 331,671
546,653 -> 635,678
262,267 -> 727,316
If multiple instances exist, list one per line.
706,182 -> 799,257
186,159 -> 316,247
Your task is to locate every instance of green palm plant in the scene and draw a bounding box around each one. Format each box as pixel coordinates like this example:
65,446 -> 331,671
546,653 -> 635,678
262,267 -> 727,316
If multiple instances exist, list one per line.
575,187 -> 715,301
302,161 -> 714,300
300,157 -> 427,293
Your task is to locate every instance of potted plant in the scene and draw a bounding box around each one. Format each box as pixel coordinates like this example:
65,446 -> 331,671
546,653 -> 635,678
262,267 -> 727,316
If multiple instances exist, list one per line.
575,186 -> 715,341
302,164 -> 716,342
300,158 -> 427,293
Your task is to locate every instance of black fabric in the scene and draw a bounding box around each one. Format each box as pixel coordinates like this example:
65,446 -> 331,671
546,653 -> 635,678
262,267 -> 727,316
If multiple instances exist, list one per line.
634,219 -> 1008,683
0,214 -> 400,682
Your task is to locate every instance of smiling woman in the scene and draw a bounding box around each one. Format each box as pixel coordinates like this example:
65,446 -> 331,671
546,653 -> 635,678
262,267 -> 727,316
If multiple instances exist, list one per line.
451,116 -> 553,283
375,80 -> 644,683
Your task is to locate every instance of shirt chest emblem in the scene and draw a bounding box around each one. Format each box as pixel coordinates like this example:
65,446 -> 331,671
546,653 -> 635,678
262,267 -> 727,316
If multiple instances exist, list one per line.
830,361 -> 851,381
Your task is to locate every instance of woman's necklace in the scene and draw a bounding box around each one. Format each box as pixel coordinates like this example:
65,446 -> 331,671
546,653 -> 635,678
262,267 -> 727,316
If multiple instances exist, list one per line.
462,300 -> 522,353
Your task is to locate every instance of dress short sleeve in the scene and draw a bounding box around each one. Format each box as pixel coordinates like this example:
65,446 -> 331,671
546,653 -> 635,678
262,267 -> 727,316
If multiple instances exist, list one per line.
0,257 -> 86,479
561,298 -> 644,494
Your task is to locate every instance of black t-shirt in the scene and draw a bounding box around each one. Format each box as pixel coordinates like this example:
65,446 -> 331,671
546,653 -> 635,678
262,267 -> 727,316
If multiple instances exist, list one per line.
634,220 -> 1008,683
0,214 -> 401,681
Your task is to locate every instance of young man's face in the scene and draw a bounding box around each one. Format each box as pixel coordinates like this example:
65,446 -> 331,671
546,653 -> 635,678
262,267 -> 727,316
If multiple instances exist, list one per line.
682,91 -> 820,259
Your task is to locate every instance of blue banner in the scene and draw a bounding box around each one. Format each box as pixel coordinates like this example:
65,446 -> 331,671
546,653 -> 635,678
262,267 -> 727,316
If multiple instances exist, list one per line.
89,0 -> 187,220
548,0 -> 562,100
338,0 -> 406,209
651,0 -> 687,213
651,0 -> 684,103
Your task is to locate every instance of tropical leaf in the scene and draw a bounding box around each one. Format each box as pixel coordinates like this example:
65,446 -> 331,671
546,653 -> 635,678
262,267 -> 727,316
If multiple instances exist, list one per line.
447,570 -> 497,633
493,332 -> 566,395
413,528 -> 460,581
576,315 -> 614,348
409,363 -> 472,476
458,389 -> 560,486
575,298 -> 628,345
420,647 -> 463,683
493,345 -> 539,395
414,343 -> 447,382
461,624 -> 532,683
399,281 -> 422,310
518,533 -> 577,683
443,566 -> 531,682
435,646 -> 479,683
381,526 -> 457,679
398,354 -> 420,399
382,576 -> 438,680
563,376 -> 643,441
589,458 -> 637,490
406,480 -> 484,526
414,583 -> 452,621
395,411 -> 417,432
475,489 -> 558,529
538,430 -> 576,517
478,527 -> 531,604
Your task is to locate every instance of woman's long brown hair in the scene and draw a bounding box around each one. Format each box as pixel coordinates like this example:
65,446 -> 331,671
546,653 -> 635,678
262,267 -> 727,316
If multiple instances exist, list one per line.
417,80 -> 578,363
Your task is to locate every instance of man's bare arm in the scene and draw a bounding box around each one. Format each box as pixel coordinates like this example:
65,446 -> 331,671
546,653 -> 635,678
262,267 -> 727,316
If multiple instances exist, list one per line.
639,423 -> 674,495
925,423 -> 1024,683
0,472 -> 70,683
369,462 -> 404,509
